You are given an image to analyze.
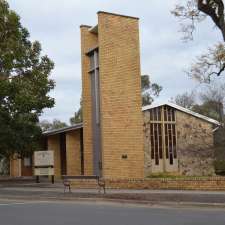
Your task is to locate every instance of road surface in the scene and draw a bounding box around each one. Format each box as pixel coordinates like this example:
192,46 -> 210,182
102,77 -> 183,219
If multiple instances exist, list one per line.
0,200 -> 225,225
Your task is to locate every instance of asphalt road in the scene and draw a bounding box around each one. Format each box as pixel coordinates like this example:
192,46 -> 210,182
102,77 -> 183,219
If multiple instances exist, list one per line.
0,201 -> 225,225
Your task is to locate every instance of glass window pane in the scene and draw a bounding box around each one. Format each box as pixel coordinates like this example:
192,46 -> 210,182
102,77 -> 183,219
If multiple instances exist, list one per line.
90,53 -> 95,70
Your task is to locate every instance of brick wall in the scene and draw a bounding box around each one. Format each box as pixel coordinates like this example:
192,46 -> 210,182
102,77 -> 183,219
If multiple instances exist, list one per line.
105,177 -> 225,190
98,12 -> 144,179
47,135 -> 61,178
80,25 -> 98,175
66,130 -> 81,175
70,177 -> 225,191
10,158 -> 21,177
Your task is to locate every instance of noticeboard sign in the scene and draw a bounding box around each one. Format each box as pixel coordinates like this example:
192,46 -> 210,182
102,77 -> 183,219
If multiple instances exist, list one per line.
34,151 -> 54,167
34,167 -> 54,176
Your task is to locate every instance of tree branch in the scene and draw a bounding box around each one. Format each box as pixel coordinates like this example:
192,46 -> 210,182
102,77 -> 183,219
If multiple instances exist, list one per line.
198,0 -> 225,41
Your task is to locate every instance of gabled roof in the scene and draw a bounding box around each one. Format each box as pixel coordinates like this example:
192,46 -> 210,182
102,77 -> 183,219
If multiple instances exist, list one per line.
43,123 -> 83,136
142,102 -> 221,126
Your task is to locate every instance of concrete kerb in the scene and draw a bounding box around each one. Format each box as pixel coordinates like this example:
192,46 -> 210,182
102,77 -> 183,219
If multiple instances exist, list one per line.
0,195 -> 225,210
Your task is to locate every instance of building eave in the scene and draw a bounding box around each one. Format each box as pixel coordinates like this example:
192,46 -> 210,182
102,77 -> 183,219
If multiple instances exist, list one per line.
142,102 -> 221,126
42,123 -> 83,136
97,11 -> 139,20
89,25 -> 98,34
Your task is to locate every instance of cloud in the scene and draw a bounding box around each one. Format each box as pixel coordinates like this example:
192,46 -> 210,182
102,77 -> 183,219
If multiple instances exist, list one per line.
7,0 -> 222,122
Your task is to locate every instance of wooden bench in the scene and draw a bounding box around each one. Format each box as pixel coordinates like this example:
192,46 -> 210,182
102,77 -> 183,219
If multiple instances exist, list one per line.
62,175 -> 106,194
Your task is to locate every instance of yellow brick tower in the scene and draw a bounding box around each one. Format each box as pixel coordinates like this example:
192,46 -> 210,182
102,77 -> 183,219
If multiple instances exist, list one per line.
81,11 -> 144,179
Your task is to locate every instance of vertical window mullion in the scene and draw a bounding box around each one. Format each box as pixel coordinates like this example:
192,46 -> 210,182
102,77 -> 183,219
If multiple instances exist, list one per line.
150,124 -> 154,159
94,50 -> 100,124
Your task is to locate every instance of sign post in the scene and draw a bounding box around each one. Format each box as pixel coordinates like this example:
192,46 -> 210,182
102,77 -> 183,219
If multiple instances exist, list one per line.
34,151 -> 54,184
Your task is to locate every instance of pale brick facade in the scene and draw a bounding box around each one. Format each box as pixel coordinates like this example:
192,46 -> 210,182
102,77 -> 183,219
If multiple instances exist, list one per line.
66,130 -> 82,176
80,25 -> 98,175
81,12 -> 144,179
47,135 -> 61,178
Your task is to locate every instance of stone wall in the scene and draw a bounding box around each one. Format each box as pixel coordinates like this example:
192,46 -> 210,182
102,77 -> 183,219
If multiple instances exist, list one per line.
143,108 -> 215,177
143,110 -> 152,176
176,111 -> 215,176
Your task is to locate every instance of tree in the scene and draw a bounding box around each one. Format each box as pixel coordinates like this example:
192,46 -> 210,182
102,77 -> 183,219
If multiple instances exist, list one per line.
172,82 -> 225,121
193,82 -> 225,121
0,0 -> 55,158
141,75 -> 162,106
39,119 -> 68,132
192,100 -> 223,120
172,0 -> 225,82
173,91 -> 196,109
70,98 -> 82,124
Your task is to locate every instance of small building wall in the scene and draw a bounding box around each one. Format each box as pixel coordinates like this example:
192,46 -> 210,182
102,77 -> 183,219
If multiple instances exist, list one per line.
66,130 -> 82,176
21,158 -> 33,176
176,111 -> 215,176
47,135 -> 61,178
10,156 -> 32,177
10,157 -> 21,177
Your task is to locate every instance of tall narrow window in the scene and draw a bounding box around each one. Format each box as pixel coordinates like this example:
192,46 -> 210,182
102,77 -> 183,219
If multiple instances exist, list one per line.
88,49 -> 100,124
149,105 -> 177,167
149,108 -> 163,165
87,47 -> 102,176
164,106 -> 177,165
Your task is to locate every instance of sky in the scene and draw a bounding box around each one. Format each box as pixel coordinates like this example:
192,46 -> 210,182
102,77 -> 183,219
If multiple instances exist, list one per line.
7,0 -> 223,123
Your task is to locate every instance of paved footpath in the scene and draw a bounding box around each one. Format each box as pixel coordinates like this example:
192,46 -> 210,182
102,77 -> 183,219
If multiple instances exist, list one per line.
1,182 -> 225,207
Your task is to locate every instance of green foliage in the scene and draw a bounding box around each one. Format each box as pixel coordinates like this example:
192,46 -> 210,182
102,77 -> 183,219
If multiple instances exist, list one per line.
141,75 -> 162,106
214,127 -> 225,175
0,0 -> 55,158
0,157 -> 9,175
214,160 -> 225,175
70,107 -> 82,124
174,83 -> 225,122
192,100 -> 223,121
70,98 -> 83,124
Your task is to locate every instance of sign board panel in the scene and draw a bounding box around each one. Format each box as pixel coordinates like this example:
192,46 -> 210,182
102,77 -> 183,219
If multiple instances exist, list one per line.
34,151 -> 54,167
34,167 -> 54,176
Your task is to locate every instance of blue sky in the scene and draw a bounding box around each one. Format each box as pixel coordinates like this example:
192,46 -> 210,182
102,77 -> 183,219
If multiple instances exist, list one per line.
8,0 -> 222,123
